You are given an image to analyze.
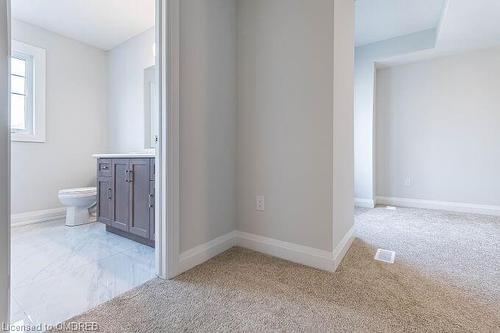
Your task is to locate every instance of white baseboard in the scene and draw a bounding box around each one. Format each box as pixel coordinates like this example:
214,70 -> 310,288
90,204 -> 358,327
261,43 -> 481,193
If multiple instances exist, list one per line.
355,198 -> 375,208
178,231 -> 236,274
178,227 -> 356,274
376,196 -> 500,216
11,207 -> 66,227
331,226 -> 355,271
234,231 -> 338,271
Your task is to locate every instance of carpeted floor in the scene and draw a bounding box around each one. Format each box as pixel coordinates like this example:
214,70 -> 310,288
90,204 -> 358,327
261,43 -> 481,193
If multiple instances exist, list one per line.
55,207 -> 500,332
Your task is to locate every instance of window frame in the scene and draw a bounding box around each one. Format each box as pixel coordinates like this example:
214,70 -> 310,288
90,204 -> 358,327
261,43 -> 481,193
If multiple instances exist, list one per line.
10,52 -> 33,134
11,40 -> 46,143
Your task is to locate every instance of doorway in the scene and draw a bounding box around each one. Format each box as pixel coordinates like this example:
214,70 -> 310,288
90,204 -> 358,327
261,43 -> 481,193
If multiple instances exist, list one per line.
0,0 -> 172,328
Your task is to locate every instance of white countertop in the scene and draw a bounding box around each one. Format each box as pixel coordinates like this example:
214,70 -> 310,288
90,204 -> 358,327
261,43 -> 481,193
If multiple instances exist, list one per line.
93,153 -> 155,158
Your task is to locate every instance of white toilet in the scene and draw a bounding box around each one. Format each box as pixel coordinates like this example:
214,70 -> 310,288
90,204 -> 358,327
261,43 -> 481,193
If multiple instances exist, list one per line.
58,187 -> 97,226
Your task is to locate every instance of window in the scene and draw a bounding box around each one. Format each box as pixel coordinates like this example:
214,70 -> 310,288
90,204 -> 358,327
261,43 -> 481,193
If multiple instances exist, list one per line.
11,41 -> 46,142
11,54 -> 32,132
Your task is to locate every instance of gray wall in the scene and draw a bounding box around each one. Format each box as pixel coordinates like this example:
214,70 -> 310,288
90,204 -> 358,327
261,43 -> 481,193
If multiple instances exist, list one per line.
179,0 -> 237,252
107,28 -> 155,153
376,46 -> 500,206
332,0 -> 355,247
10,20 -> 108,214
179,0 -> 354,254
0,0 -> 9,323
237,0 -> 337,251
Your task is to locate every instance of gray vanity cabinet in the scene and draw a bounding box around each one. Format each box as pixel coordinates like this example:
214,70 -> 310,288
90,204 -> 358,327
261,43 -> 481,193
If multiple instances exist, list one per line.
111,159 -> 131,232
149,180 -> 155,240
97,177 -> 112,225
97,157 -> 155,247
129,159 -> 151,239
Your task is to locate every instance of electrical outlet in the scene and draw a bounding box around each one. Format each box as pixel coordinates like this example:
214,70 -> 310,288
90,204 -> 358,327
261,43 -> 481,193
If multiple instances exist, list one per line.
404,176 -> 412,187
256,195 -> 265,211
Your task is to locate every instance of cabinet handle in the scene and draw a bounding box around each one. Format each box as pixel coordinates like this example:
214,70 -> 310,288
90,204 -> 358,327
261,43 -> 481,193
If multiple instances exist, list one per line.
148,194 -> 154,208
107,188 -> 112,200
125,170 -> 129,183
129,170 -> 134,183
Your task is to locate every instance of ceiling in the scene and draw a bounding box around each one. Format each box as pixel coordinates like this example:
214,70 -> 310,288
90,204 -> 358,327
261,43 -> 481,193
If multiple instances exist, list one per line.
436,0 -> 500,52
11,0 -> 155,50
373,0 -> 500,67
355,0 -> 446,47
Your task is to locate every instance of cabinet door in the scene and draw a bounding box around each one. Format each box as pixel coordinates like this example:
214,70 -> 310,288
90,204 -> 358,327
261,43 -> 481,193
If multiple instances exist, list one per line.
150,158 -> 155,180
111,159 -> 130,231
129,159 -> 150,238
149,180 -> 155,241
97,177 -> 112,225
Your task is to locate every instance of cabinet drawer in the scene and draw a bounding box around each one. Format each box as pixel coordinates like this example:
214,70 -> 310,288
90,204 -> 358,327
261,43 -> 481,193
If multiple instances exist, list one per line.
97,159 -> 112,177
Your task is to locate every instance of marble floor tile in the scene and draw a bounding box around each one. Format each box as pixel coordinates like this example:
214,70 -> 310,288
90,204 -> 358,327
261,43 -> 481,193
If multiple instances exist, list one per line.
9,312 -> 34,333
10,296 -> 22,315
10,220 -> 155,327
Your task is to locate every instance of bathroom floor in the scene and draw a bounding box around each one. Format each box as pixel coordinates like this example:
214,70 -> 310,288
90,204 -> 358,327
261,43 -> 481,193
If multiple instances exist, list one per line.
9,220 -> 156,328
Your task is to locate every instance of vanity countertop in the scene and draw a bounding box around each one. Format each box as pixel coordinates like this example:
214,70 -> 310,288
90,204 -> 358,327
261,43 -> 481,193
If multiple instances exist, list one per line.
92,153 -> 155,158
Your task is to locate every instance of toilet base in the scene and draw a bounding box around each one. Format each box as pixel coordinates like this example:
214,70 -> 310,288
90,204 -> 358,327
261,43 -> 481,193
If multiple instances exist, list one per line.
65,207 -> 92,227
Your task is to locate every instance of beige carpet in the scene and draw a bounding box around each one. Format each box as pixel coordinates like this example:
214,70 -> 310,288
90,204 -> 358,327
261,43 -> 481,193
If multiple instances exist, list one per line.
55,207 -> 500,332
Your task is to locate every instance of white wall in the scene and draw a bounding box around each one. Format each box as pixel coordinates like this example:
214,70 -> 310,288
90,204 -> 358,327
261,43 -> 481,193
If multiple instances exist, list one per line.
237,0 -> 352,252
354,29 -> 436,205
107,28 -> 154,153
376,46 -> 500,206
10,20 -> 108,214
0,0 -> 10,323
179,0 -> 237,252
11,22 -> 155,214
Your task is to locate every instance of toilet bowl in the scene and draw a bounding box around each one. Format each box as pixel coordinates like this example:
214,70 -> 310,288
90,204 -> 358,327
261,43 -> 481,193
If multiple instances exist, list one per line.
58,187 -> 97,226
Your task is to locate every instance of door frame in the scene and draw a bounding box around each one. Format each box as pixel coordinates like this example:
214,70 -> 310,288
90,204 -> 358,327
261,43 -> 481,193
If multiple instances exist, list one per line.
155,0 -> 180,279
0,0 -> 9,325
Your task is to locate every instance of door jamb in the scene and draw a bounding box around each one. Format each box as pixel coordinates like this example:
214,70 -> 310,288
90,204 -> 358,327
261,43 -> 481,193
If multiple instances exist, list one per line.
0,0 -> 10,325
155,0 -> 181,279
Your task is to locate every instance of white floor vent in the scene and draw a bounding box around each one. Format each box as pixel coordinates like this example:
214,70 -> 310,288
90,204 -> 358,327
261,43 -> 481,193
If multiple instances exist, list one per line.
374,249 -> 396,263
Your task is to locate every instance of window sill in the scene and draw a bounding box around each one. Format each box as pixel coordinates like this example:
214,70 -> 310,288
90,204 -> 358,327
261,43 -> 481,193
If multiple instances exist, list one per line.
11,132 -> 46,143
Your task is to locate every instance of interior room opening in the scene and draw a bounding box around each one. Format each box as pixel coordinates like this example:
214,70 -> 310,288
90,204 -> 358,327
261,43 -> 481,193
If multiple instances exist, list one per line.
8,0 -> 159,327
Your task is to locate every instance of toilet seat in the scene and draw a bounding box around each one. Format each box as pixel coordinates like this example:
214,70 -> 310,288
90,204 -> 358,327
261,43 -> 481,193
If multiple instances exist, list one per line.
58,187 -> 97,198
